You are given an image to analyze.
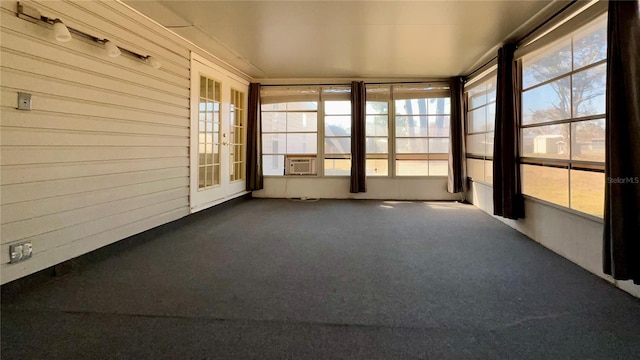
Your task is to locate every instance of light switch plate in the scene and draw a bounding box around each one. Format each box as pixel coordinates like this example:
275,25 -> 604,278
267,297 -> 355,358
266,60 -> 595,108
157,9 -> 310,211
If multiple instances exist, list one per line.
18,92 -> 32,110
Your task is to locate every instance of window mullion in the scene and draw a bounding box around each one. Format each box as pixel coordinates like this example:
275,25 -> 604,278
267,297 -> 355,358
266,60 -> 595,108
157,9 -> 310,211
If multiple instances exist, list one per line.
389,87 -> 397,177
318,93 -> 325,177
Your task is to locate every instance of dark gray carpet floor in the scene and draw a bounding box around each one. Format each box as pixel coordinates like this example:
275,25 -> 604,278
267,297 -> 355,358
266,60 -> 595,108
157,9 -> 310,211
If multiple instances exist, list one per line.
2,199 -> 640,359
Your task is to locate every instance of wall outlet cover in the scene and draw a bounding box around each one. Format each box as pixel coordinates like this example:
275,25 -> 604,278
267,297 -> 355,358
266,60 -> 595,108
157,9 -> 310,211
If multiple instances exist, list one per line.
9,241 -> 33,263
17,92 -> 32,111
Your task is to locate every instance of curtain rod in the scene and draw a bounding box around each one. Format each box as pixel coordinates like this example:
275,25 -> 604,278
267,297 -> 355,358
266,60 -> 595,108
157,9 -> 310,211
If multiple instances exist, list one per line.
517,0 -> 578,47
260,83 -> 348,87
466,57 -> 497,79
464,0 -> 577,79
260,80 -> 450,87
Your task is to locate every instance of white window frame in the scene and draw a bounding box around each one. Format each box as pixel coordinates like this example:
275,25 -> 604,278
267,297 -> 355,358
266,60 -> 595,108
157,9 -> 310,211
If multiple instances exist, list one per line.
465,68 -> 497,185
517,12 -> 607,217
392,84 -> 451,177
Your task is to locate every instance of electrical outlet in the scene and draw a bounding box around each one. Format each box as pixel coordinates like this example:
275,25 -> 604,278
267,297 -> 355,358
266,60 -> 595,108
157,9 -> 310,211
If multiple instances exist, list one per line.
17,92 -> 32,111
9,241 -> 33,263
10,244 -> 23,263
22,242 -> 33,257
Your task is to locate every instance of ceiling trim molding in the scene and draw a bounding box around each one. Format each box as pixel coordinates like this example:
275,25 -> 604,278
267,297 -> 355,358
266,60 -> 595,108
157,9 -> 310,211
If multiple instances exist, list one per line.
256,77 -> 450,86
116,0 -> 252,81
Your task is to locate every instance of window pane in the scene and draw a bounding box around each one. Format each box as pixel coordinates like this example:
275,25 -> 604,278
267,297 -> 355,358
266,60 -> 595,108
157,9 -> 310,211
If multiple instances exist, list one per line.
396,160 -> 428,176
212,151 -> 220,165
325,116 -> 351,136
570,170 -> 604,217
521,124 -> 569,159
211,164 -> 219,185
287,102 -> 318,111
207,79 -> 214,99
396,116 -> 428,137
324,159 -> 351,176
200,76 -> 206,98
521,164 -> 569,207
366,115 -> 388,136
366,138 -> 388,154
486,103 -> 496,131
429,116 -> 450,137
572,64 -> 606,117
198,146 -> 206,166
325,101 -> 351,115
572,119 -> 605,162
366,158 -> 388,176
263,155 -> 285,175
198,166 -> 206,188
522,37 -> 572,89
262,134 -> 286,154
468,107 -> 486,133
287,134 -> 317,154
468,85 -> 487,109
429,138 -> 449,153
325,138 -> 351,154
467,158 -> 485,181
486,80 -> 497,103
395,99 -> 428,115
427,98 -> 451,115
396,138 -> 428,154
262,112 -> 286,132
573,17 -> 607,70
429,161 -> 448,176
484,160 -> 493,184
366,101 -> 388,114
286,112 -> 317,132
261,103 -> 286,111
486,132 -> 495,157
522,77 -> 571,125
466,134 -> 486,156
214,82 -> 221,102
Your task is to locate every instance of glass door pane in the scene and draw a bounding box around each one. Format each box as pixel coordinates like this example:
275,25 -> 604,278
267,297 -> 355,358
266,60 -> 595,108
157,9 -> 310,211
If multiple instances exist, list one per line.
230,89 -> 245,182
198,75 -> 221,189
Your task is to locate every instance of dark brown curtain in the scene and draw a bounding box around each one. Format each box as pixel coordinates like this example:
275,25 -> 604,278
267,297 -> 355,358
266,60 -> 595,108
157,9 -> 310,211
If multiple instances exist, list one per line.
350,81 -> 366,193
448,76 -> 466,193
603,1 -> 640,284
246,83 -> 263,191
493,43 -> 524,219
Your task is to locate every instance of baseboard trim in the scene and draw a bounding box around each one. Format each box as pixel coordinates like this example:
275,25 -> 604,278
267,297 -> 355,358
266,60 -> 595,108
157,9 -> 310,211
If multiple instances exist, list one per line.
1,192 -> 252,300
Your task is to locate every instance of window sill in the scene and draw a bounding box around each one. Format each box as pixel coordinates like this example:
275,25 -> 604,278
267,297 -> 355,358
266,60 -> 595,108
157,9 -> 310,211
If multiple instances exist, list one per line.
392,176 -> 449,179
467,177 -> 493,187
521,195 -> 604,224
263,175 -> 448,179
467,178 -> 603,224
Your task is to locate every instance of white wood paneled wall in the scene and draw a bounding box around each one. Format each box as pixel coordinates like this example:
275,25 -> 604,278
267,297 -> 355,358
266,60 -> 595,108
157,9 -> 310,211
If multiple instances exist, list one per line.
0,1 -> 247,284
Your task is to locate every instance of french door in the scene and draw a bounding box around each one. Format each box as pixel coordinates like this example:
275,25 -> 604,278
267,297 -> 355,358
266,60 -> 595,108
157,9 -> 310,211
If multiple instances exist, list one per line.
190,54 -> 248,212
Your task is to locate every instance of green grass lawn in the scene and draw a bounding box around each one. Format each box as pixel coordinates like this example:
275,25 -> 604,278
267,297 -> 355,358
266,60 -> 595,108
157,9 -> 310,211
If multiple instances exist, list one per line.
521,165 -> 604,217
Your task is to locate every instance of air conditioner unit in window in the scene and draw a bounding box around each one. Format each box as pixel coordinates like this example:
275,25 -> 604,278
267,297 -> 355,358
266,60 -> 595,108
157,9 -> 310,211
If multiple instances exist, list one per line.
286,157 -> 316,175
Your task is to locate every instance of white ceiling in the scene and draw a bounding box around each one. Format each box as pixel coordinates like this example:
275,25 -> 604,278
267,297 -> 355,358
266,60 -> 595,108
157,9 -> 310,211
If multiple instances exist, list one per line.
125,0 -> 556,80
